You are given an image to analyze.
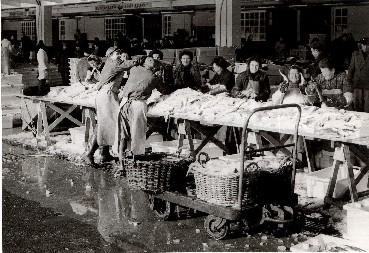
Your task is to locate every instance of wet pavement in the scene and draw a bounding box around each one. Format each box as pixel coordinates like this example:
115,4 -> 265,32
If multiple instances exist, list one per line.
2,139 -> 340,252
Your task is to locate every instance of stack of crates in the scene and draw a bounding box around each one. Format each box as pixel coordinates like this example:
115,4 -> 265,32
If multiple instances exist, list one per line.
196,47 -> 217,65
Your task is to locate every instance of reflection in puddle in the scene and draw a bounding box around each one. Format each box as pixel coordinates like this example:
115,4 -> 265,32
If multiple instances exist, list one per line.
3,145 -> 220,251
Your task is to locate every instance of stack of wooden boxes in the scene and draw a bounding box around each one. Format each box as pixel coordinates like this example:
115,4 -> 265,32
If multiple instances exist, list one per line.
2,73 -> 23,128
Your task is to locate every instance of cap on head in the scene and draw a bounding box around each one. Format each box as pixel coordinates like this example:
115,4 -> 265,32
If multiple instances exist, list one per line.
105,46 -> 118,57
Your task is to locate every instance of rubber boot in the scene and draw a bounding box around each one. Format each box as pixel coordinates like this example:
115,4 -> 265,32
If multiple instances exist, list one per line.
85,133 -> 99,167
100,146 -> 116,163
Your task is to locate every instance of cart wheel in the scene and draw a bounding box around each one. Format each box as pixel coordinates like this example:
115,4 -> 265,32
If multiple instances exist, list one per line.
204,215 -> 229,240
148,195 -> 175,220
242,206 -> 263,232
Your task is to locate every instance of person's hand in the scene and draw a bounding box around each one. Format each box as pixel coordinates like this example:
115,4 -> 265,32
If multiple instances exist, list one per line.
279,69 -> 288,83
344,92 -> 354,106
299,73 -> 306,87
321,102 -> 328,109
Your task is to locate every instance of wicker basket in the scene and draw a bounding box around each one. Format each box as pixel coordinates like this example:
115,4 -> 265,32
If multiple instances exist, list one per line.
257,157 -> 293,204
124,152 -> 193,193
191,153 -> 260,207
192,153 -> 293,207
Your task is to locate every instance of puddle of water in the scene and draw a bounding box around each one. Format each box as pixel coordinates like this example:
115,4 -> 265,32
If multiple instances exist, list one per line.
3,142 -> 333,252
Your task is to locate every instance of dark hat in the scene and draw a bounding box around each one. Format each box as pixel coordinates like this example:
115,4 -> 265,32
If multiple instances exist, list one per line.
358,37 -> 369,45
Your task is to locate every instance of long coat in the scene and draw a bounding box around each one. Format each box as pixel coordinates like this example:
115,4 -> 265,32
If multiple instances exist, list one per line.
95,58 -> 135,146
347,50 -> 369,89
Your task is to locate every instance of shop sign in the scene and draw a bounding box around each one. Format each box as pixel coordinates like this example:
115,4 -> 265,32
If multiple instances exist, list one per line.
2,9 -> 36,18
96,2 -> 152,11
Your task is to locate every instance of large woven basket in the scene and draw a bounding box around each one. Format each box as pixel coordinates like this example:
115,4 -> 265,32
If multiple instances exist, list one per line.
192,153 -> 293,207
257,157 -> 293,204
191,153 -> 260,207
124,152 -> 193,193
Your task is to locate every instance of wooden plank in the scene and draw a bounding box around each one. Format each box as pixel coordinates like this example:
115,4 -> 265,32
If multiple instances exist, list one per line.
259,132 -> 293,157
303,138 -> 316,172
40,102 -> 51,145
324,159 -> 341,207
342,145 -> 358,202
46,104 -> 80,131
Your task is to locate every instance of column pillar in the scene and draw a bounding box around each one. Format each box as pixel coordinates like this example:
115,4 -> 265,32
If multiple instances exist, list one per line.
215,0 -> 241,47
36,3 -> 52,46
297,9 -> 301,43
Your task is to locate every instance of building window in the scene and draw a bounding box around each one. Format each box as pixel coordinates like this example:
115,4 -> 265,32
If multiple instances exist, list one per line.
21,21 -> 36,40
241,10 -> 266,41
334,7 -> 348,38
59,20 -> 65,40
163,15 -> 172,37
105,17 -> 126,40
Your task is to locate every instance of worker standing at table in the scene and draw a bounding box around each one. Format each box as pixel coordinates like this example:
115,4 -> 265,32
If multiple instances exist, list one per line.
36,40 -> 50,95
84,47 -> 136,167
113,56 -> 169,159
272,65 -> 308,105
305,57 -> 353,109
232,57 -> 271,102
172,50 -> 202,92
205,56 -> 235,95
347,37 -> 369,112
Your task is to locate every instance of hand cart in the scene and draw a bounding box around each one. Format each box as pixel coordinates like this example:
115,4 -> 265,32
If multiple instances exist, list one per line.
148,104 -> 302,239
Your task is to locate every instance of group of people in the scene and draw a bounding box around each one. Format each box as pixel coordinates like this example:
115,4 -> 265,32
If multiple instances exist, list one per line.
10,31 -> 367,167
77,35 -> 368,167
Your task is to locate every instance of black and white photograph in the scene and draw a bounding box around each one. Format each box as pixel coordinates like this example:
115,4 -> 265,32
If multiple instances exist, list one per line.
1,0 -> 369,252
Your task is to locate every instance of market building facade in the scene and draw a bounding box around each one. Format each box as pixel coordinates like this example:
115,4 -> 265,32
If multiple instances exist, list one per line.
2,0 -> 369,49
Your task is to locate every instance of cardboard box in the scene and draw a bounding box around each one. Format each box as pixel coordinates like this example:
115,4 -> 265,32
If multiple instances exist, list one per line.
343,198 -> 369,249
305,166 -> 368,199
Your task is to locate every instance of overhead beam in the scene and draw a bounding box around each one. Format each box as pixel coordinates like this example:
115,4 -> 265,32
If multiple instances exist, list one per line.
2,0 -> 37,5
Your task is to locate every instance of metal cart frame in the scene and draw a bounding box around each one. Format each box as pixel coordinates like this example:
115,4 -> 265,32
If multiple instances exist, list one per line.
149,104 -> 302,239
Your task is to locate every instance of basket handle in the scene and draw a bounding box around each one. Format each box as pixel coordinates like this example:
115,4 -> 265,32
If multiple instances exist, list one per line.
197,152 -> 210,166
124,150 -> 135,160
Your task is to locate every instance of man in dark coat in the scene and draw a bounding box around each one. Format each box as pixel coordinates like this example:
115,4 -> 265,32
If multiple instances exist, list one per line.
348,37 -> 369,112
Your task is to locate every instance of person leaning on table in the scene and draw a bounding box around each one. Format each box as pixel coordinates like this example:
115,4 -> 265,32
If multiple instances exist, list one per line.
305,57 -> 353,109
347,37 -> 369,112
84,47 -> 137,167
204,56 -> 235,95
113,56 -> 170,160
231,56 -> 271,102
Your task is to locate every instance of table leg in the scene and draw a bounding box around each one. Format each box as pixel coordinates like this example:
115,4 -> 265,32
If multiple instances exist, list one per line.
40,102 -> 51,145
324,144 -> 359,207
303,138 -> 316,173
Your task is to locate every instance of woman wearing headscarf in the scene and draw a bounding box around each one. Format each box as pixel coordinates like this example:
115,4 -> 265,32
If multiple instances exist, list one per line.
232,56 -> 270,102
205,56 -> 234,95
305,57 -> 353,109
84,47 -> 136,166
85,54 -> 104,84
272,65 -> 308,105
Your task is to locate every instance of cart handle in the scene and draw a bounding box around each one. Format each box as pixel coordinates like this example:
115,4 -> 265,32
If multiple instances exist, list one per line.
237,103 -> 302,209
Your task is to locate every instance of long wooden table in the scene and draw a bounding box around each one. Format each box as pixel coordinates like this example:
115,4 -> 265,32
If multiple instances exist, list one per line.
18,94 -> 369,206
18,95 -> 95,147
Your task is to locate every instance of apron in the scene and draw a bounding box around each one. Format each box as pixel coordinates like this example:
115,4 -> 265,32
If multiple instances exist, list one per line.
113,97 -> 147,156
